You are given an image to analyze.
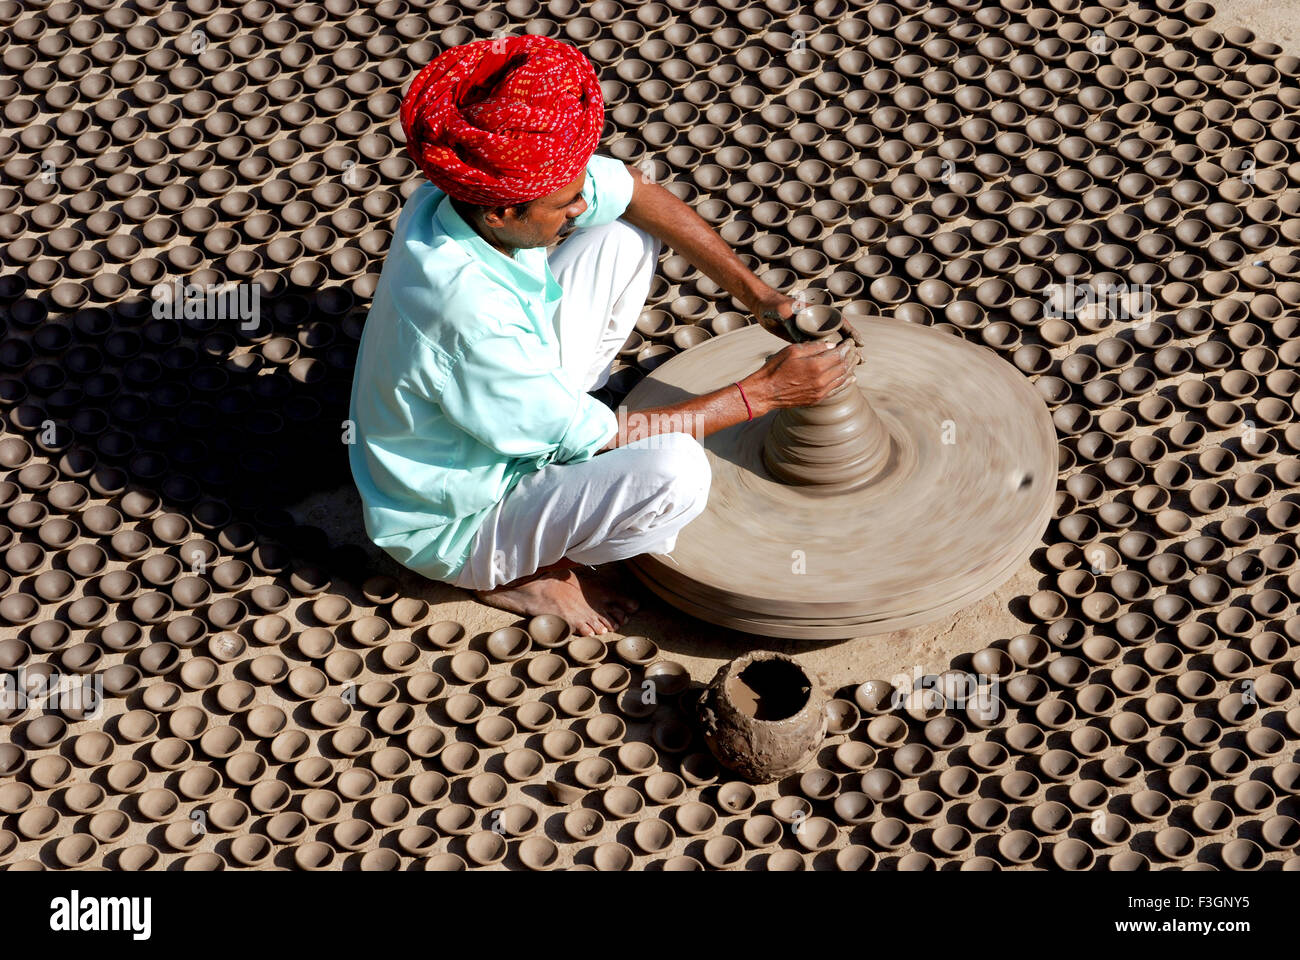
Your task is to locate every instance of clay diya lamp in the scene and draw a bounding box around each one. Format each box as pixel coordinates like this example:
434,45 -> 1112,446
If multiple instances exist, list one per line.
574,756 -> 616,791
70,728 -> 114,768
833,739 -> 877,771
1221,838 -> 1264,872
1260,816 -> 1300,852
345,615 -> 388,647
1233,779 -> 1277,815
828,843 -> 879,872
670,800 -> 717,837
484,675 -> 525,705
588,841 -> 632,872
539,728 -> 581,763
823,698 -> 861,735
501,611 -> 565,652
966,797 -> 1011,833
1025,798 -> 1073,836
678,752 -> 718,789
400,719 -> 446,761
607,742 -> 655,779
562,807 -> 606,843
614,635 -> 659,666
591,664 -> 631,695
81,805 -> 129,848
206,798 -> 250,834
103,758 -> 147,795
449,650 -> 489,685
929,762 -> 978,802
512,834 -> 558,871
865,816 -> 909,852
624,815 -> 675,858
644,771 -> 686,805
406,770 -> 449,809
515,701 -> 555,732
898,789 -> 943,825
486,626 -> 531,662
770,795 -> 814,828
381,639 -> 421,673
442,693 -> 484,729
566,635 -> 606,666
644,659 -> 690,697
1048,836 -> 1096,871
556,686 -> 597,718
731,812 -> 783,853
996,829 -> 1041,865
707,778 -> 755,816
425,620 -> 466,648
391,823 -> 439,860
310,593 -> 351,625
370,793 -> 412,830
788,813 -> 835,853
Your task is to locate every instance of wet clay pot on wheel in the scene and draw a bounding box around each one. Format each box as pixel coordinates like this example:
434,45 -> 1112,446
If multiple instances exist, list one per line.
697,652 -> 826,783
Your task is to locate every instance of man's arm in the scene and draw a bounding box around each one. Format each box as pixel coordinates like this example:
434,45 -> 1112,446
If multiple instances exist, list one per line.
597,164 -> 862,452
597,338 -> 856,452
618,165 -> 798,340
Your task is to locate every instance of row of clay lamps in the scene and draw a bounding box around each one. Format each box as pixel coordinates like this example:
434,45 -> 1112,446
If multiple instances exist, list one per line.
2,654 -> 1297,870
2,12 -> 1289,201
5,9 -> 1294,321
2,662 -> 1296,870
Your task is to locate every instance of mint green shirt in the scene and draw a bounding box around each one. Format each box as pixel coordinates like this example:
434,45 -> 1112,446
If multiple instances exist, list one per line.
348,154 -> 635,582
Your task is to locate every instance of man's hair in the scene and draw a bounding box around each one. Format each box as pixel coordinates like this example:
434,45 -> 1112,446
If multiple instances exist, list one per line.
451,196 -> 534,225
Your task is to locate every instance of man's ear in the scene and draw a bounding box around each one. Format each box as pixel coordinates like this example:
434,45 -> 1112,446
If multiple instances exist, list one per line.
483,204 -> 527,227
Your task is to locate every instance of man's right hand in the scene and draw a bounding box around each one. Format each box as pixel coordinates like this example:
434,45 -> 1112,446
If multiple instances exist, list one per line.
742,339 -> 857,414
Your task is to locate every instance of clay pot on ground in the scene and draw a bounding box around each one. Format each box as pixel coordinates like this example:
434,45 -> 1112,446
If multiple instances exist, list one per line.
1216,832 -> 1258,868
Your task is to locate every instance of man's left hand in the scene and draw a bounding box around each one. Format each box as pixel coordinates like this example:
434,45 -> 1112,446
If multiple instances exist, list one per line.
747,291 -> 801,343
747,291 -> 867,351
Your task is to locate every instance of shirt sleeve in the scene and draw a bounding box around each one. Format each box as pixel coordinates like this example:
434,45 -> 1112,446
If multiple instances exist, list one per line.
571,153 -> 635,229
438,317 -> 618,469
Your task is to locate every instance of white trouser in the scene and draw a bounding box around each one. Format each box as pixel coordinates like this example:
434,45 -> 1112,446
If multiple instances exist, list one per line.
550,218 -> 661,392
452,432 -> 712,590
452,220 -> 712,590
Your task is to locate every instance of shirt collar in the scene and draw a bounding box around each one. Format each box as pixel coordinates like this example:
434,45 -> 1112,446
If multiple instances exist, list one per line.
433,192 -> 545,294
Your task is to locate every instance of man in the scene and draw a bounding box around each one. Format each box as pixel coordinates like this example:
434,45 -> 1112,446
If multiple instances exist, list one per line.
349,35 -> 855,636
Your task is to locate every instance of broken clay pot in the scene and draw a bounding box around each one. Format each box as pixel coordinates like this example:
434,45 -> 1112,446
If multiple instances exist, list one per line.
696,652 -> 826,783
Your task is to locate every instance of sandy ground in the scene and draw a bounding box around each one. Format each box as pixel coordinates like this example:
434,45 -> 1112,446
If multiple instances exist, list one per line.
1208,0 -> 1300,51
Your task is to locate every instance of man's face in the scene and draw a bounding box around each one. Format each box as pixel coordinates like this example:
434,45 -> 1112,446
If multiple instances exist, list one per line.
489,171 -> 588,249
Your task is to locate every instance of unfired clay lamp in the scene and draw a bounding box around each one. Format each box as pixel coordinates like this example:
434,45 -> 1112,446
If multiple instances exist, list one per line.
622,307 -> 1056,638
697,651 -> 826,782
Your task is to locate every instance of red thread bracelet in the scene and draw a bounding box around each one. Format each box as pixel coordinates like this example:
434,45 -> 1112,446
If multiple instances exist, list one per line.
735,381 -> 753,421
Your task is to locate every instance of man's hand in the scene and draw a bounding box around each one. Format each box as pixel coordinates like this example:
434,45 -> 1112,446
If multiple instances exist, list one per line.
748,290 -> 868,351
743,339 -> 857,413
747,290 -> 800,343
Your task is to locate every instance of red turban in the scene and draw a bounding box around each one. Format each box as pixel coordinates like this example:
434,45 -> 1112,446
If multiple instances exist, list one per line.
400,35 -> 605,206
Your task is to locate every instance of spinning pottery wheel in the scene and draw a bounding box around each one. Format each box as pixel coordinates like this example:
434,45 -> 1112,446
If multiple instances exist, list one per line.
623,308 -> 1058,640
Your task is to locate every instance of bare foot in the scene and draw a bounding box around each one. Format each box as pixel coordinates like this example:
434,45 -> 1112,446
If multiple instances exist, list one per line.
584,566 -> 642,625
474,568 -> 629,636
